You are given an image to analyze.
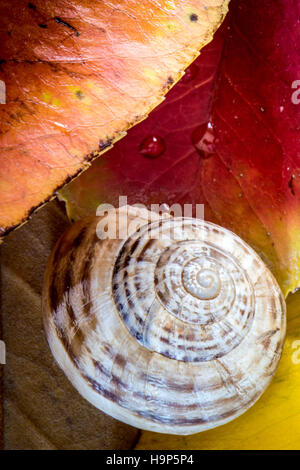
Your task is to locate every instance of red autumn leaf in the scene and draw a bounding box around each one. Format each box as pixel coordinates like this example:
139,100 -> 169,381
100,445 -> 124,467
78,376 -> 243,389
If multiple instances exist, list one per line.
62,0 -> 300,296
0,0 -> 229,236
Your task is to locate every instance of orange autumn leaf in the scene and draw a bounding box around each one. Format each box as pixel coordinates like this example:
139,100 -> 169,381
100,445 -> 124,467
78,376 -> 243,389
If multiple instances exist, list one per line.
0,0 -> 229,236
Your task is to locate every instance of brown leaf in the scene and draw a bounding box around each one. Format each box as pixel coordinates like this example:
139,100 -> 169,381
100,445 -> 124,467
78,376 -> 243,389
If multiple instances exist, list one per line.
1,200 -> 139,449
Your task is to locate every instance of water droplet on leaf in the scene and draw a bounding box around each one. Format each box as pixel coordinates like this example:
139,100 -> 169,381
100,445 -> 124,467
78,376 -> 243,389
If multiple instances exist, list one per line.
191,122 -> 215,158
139,135 -> 166,159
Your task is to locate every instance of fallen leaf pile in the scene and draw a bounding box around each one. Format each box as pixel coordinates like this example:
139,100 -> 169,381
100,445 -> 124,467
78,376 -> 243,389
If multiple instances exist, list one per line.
2,0 -> 300,451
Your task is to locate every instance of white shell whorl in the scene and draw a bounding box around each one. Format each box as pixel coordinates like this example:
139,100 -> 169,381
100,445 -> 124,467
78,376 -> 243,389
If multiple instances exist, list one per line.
113,217 -> 255,363
42,206 -> 286,435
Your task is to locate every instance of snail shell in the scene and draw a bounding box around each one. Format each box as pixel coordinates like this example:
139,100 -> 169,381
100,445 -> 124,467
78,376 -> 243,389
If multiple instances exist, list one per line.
42,205 -> 286,435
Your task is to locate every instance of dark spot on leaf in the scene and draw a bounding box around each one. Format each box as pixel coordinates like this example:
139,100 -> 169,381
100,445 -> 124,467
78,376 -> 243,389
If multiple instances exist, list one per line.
190,13 -> 198,22
99,137 -> 113,151
28,2 -> 36,10
167,76 -> 174,85
54,16 -> 79,36
75,90 -> 84,100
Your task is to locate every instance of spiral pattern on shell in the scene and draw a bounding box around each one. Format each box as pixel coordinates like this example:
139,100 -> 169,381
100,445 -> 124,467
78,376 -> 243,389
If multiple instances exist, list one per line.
43,206 -> 286,435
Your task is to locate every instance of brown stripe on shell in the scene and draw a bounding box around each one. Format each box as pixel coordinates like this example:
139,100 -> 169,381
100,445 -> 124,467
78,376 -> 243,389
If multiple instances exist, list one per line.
49,220 -> 92,312
137,238 -> 157,261
48,218 -> 102,371
258,328 -> 280,350
136,390 -> 262,426
85,366 -> 245,414
51,316 -> 274,426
